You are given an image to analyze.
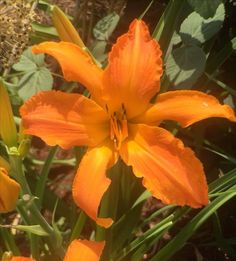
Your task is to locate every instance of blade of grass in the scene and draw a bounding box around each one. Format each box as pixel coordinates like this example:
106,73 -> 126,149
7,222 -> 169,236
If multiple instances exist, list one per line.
206,37 -> 236,75
209,168 -> 236,193
35,146 -> 58,208
204,146 -> 236,165
70,211 -> 87,242
142,205 -> 176,227
115,215 -> 174,261
109,189 -> 151,255
152,0 -> 184,58
139,0 -> 154,19
205,73 -> 236,97
150,187 -> 236,261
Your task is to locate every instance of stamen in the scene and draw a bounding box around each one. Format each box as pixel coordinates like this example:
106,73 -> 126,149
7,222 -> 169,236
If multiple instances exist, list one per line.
105,104 -> 109,113
109,104 -> 128,151
121,103 -> 126,115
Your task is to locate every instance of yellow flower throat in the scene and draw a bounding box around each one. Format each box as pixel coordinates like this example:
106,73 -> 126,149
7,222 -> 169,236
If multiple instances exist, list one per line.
108,104 -> 128,150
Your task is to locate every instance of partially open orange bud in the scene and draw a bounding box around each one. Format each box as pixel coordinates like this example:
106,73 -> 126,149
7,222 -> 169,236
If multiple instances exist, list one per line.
64,240 -> 105,261
10,257 -> 35,261
52,6 -> 85,48
0,156 -> 10,172
0,79 -> 18,148
0,167 -> 20,213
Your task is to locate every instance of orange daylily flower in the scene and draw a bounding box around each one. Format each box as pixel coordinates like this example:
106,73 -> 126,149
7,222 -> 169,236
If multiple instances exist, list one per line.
9,239 -> 104,261
0,167 -> 20,213
20,19 -> 236,228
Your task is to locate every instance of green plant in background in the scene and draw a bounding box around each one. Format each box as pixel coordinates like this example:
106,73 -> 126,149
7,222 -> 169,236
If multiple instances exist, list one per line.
0,0 -> 236,260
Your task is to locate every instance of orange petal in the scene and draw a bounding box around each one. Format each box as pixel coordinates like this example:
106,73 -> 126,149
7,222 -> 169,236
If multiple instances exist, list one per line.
64,240 -> 105,261
103,19 -> 162,118
120,124 -> 208,208
11,257 -> 36,261
32,42 -> 103,98
133,90 -> 236,127
0,168 -> 20,213
72,143 -> 115,228
20,91 -> 109,149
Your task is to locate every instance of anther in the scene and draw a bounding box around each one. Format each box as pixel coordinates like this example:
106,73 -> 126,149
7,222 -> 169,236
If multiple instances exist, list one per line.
105,104 -> 109,113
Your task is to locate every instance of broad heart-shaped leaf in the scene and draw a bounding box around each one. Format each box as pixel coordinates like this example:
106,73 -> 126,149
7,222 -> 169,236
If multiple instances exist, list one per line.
17,67 -> 53,101
93,12 -> 120,41
180,3 -> 225,45
13,47 -> 53,101
187,0 -> 222,19
166,45 -> 206,89
13,47 -> 45,71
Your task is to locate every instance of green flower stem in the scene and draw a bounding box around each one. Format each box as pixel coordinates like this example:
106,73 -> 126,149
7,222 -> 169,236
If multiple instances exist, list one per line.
17,204 -> 39,259
35,146 -> 58,208
9,155 -> 32,195
9,154 -> 65,258
9,155 -> 53,236
70,211 -> 87,242
0,216 -> 20,255
30,236 -> 40,260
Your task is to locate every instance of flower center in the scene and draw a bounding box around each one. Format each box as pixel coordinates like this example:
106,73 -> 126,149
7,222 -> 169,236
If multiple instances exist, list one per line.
108,104 -> 128,150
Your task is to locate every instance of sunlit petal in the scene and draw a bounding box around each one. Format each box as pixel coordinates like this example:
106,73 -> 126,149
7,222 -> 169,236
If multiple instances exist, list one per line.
120,124 -> 208,208
64,240 -> 105,261
72,143 -> 116,228
0,168 -> 20,213
20,91 -> 109,149
32,42 -> 103,98
133,90 -> 236,127
103,19 -> 162,118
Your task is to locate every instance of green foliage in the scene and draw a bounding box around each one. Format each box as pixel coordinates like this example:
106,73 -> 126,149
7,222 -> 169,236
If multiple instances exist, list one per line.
13,47 -> 53,101
187,0 -> 222,19
165,45 -> 206,89
164,1 -> 226,89
92,12 -> 120,63
179,3 -> 225,45
0,224 -> 49,236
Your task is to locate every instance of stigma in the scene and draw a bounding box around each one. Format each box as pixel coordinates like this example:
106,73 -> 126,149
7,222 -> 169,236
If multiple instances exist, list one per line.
108,104 -> 128,150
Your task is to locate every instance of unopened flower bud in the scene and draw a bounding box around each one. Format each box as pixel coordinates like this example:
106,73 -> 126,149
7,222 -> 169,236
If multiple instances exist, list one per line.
52,5 -> 85,48
0,79 -> 18,148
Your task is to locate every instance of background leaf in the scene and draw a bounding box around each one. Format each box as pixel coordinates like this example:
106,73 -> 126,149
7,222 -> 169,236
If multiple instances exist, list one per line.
12,47 -> 53,101
13,48 -> 45,71
91,12 -> 120,63
179,3 -> 225,45
93,12 -> 120,41
17,67 -> 53,101
187,0 -> 222,19
165,45 -> 206,89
